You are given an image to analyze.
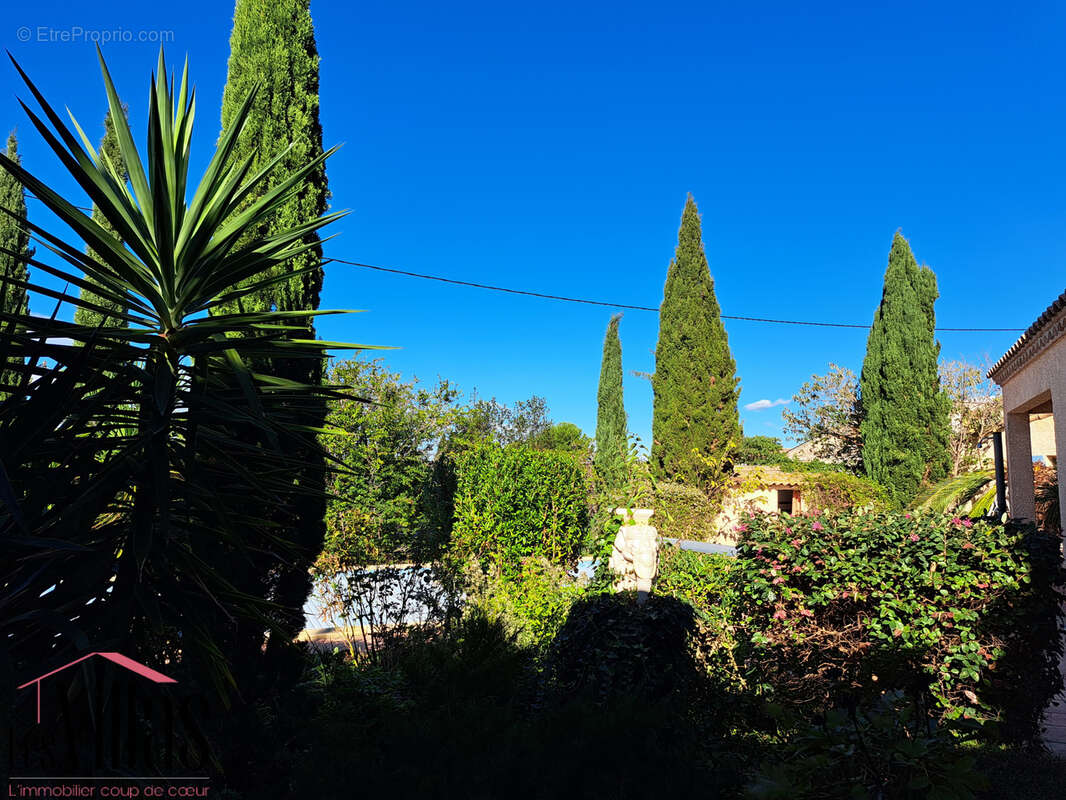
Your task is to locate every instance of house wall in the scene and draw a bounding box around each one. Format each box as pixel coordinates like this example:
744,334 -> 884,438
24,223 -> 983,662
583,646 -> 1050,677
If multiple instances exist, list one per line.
1031,413 -> 1057,460
997,322 -> 1066,522
714,486 -> 805,544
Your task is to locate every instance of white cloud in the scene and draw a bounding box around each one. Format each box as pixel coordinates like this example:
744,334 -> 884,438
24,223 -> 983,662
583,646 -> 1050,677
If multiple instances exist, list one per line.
744,398 -> 789,412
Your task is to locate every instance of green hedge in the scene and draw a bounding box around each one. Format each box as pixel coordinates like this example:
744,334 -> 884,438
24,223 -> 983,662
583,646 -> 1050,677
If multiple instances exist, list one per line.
653,482 -> 720,542
449,442 -> 589,575
731,510 -> 1064,742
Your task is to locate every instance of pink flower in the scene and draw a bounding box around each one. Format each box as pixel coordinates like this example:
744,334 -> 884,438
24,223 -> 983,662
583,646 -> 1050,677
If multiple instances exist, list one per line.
812,521 -> 824,531
800,608 -> 814,617
961,541 -> 974,550
976,582 -> 989,589
904,513 -> 912,519
791,538 -> 802,547
772,576 -> 785,585
952,517 -> 963,526
909,533 -> 920,542
735,523 -> 749,533
773,609 -> 786,620
784,527 -> 793,535
962,519 -> 973,528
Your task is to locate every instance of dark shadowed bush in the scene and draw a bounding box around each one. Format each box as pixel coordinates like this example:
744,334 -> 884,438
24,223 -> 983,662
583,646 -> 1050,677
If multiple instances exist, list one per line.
544,593 -> 699,704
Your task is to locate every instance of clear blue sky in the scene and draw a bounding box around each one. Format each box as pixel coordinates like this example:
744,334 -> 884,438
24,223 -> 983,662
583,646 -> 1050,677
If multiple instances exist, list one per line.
4,0 -> 1065,446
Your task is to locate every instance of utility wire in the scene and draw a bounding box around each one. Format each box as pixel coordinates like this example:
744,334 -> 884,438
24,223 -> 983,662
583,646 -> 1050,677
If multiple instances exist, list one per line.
326,257 -> 1026,333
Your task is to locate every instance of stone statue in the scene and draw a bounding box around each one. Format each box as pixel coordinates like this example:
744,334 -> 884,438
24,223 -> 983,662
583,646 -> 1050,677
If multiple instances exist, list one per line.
608,508 -> 659,604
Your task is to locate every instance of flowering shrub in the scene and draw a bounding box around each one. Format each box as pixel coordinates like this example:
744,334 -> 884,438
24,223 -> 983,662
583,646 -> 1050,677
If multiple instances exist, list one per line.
732,510 -> 1064,742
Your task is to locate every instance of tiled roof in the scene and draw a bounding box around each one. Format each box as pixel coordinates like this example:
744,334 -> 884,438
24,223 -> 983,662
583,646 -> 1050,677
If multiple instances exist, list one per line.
735,464 -> 806,487
987,288 -> 1066,381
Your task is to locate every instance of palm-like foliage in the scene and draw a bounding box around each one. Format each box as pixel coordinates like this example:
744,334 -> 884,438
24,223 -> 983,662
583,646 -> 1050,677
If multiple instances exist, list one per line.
0,49 -> 375,700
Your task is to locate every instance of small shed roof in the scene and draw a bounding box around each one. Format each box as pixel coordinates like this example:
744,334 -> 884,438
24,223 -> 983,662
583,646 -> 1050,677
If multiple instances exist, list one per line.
735,464 -> 806,488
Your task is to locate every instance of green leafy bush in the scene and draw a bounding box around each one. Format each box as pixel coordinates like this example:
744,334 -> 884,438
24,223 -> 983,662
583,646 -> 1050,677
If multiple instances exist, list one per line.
732,510 -> 1064,742
655,545 -> 734,626
465,558 -> 586,648
654,481 -> 721,541
801,471 -> 889,512
449,441 -> 589,574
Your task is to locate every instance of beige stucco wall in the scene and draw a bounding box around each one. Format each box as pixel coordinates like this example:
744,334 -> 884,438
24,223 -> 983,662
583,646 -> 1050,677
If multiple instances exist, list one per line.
994,311 -> 1066,522
1031,413 -> 1057,459
714,487 -> 805,544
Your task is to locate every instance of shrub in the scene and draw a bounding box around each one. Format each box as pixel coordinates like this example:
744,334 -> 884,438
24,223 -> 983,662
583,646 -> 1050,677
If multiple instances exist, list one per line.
801,471 -> 889,512
747,692 -> 987,800
654,481 -> 721,541
449,441 -> 589,575
465,557 -> 586,648
732,510 -> 1064,742
655,545 -> 749,696
544,594 -> 699,704
655,544 -> 734,626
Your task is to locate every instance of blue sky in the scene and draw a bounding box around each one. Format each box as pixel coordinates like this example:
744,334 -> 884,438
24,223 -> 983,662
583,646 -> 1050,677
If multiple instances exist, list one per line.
4,0 -> 1065,445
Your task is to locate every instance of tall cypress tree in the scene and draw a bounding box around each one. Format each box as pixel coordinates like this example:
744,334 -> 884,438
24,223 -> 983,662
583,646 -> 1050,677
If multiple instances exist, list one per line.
651,194 -> 740,484
74,110 -> 129,329
594,313 -> 627,489
215,0 -> 329,683
217,0 -> 327,325
0,131 -> 31,397
859,231 -> 951,504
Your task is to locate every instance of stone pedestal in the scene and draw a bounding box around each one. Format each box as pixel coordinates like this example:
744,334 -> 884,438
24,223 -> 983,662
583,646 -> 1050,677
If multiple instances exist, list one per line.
608,508 -> 659,604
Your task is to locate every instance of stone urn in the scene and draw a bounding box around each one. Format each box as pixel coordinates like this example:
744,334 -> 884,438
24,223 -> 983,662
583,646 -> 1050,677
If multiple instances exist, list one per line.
607,508 -> 659,604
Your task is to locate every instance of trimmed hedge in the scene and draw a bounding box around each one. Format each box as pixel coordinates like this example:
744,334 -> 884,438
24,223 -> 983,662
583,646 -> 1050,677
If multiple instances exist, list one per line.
449,442 -> 589,575
731,510 -> 1064,742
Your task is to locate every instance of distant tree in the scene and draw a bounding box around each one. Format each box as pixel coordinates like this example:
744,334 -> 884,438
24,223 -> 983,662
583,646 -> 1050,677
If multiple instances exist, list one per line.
532,422 -> 593,456
737,435 -> 785,465
453,394 -> 552,447
939,358 -> 1002,476
0,131 -> 32,397
319,358 -> 462,564
74,109 -> 129,330
652,194 -> 740,484
859,231 -> 951,504
594,313 -> 627,487
782,364 -> 863,470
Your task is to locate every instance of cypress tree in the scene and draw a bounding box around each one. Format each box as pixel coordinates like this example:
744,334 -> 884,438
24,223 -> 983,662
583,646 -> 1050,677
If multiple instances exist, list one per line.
859,231 -> 951,504
594,313 -> 627,488
215,0 -> 329,682
74,110 -> 129,329
216,0 -> 327,325
651,194 -> 740,484
0,131 -> 31,396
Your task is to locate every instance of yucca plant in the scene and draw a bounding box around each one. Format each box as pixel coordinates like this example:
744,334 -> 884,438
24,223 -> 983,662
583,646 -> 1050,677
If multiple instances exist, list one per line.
0,48 -> 377,702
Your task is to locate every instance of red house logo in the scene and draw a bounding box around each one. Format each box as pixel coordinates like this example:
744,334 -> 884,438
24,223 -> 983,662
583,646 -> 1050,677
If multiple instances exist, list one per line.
17,652 -> 177,723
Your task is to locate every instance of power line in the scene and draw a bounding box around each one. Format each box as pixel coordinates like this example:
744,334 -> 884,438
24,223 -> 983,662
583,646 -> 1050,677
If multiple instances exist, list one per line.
326,257 -> 1026,333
